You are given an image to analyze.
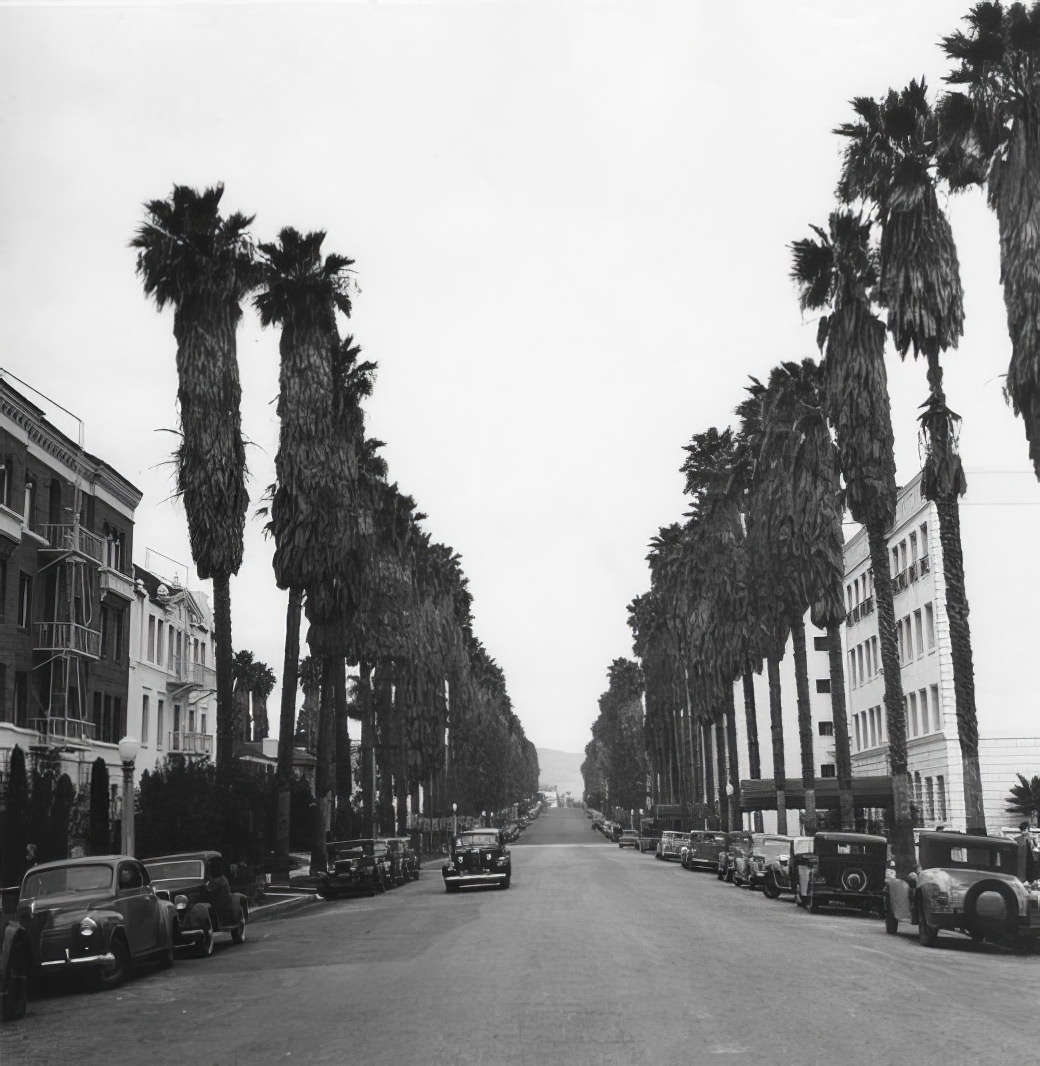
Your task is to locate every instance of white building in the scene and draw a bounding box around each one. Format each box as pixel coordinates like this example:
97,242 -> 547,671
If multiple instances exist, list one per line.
126,562 -> 217,785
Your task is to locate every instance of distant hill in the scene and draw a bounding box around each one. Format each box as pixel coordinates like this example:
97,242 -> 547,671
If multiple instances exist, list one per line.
536,748 -> 584,802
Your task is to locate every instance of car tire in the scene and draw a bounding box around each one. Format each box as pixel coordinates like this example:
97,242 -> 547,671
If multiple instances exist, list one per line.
445,883 -> 458,894
794,887 -> 807,909
716,867 -> 725,881
501,875 -> 511,890
809,898 -> 820,914
231,911 -> 247,946
762,876 -> 780,900
97,935 -> 129,991
1,938 -> 29,1022
917,899 -> 939,947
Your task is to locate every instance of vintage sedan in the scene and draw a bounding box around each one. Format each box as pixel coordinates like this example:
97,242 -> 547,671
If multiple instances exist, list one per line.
746,835 -> 794,891
382,838 -> 420,884
443,829 -> 511,892
618,829 -> 641,849
761,836 -> 813,899
681,830 -> 729,872
1,911 -> 30,1022
717,831 -> 754,882
322,839 -> 391,898
18,855 -> 177,990
143,851 -> 248,956
655,830 -> 687,862
791,832 -> 888,914
885,831 -> 1040,948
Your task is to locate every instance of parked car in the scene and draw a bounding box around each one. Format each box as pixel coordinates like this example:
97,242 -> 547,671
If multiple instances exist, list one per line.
681,830 -> 729,872
791,832 -> 888,914
717,831 -> 754,882
143,851 -> 249,956
760,836 -> 813,899
618,829 -> 641,849
17,855 -> 177,990
731,833 -> 765,887
746,835 -> 794,891
322,839 -> 391,898
443,829 -> 511,892
885,830 -> 1040,948
382,838 -> 420,883
655,830 -> 687,862
1,911 -> 30,1022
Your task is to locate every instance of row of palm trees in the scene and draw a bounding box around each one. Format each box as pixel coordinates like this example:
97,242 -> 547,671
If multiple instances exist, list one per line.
132,187 -> 538,869
587,3 -> 1040,876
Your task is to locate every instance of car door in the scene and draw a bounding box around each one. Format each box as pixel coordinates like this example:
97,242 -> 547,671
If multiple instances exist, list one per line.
116,861 -> 159,957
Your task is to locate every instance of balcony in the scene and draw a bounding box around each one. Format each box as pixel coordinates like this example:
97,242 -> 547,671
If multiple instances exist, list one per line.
169,731 -> 213,756
38,523 -> 105,563
34,621 -> 102,658
169,656 -> 216,692
29,715 -> 96,747
99,567 -> 135,601
0,503 -> 21,546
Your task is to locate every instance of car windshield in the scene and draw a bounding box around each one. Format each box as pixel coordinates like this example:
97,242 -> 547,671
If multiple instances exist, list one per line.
759,841 -> 790,859
339,840 -> 375,853
23,864 -> 113,898
457,834 -> 499,847
146,859 -> 205,882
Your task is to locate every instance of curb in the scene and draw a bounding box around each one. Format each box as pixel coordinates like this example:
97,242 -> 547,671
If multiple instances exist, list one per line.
250,891 -> 325,924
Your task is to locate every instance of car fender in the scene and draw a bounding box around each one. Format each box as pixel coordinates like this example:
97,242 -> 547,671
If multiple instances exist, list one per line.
886,878 -> 913,922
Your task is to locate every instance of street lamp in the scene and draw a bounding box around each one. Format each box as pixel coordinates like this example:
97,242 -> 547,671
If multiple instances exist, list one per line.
452,802 -> 458,837
117,735 -> 140,856
481,809 -> 487,829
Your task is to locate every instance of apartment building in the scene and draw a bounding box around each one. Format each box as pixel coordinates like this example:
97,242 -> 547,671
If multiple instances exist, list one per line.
127,563 -> 217,784
0,376 -> 140,794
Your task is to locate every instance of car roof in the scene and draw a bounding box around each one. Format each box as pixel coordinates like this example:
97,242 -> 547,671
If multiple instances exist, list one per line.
23,854 -> 134,874
816,832 -> 889,845
142,851 -> 220,864
920,831 -> 1014,849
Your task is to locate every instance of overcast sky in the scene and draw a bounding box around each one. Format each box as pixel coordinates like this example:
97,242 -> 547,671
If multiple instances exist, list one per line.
3,1 -> 1038,756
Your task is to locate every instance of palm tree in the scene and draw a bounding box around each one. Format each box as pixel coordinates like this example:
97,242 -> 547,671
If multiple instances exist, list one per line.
1006,773 -> 1040,821
131,183 -> 257,779
791,210 -> 914,875
940,2 -> 1040,479
250,661 -> 276,741
232,649 -> 255,742
255,226 -> 355,868
837,78 -> 985,831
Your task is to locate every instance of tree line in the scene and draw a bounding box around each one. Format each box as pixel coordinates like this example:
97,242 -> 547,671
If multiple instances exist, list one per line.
132,190 -> 538,870
583,3 -> 1040,877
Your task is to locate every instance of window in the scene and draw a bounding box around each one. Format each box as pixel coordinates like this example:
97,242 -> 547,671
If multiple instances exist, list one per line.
93,692 -> 102,739
147,616 -> 156,662
14,671 -> 28,726
141,694 -> 150,745
914,771 -> 923,813
17,573 -> 31,628
869,708 -> 878,747
900,541 -> 908,572
100,606 -> 110,659
200,642 -> 206,666
849,651 -> 857,689
871,636 -> 879,676
813,636 -> 829,652
930,684 -> 941,729
114,696 -> 124,739
909,531 -> 918,563
919,688 -> 929,733
854,715 -> 862,751
891,547 -> 899,576
200,712 -> 207,736
818,721 -> 834,737
846,584 -> 853,612
857,645 -> 865,683
0,457 -> 9,508
820,764 -> 837,778
157,621 -> 164,668
920,522 -> 928,554
854,577 -> 861,604
157,700 -> 164,750
23,479 -> 36,530
925,777 -> 935,821
914,610 -> 924,658
937,775 -> 947,820
113,611 -> 123,662
925,603 -> 936,652
168,629 -> 175,671
909,691 -> 918,736
816,678 -> 831,694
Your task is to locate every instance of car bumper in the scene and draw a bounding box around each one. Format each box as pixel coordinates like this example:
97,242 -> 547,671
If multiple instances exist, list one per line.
40,948 -> 116,970
442,871 -> 509,887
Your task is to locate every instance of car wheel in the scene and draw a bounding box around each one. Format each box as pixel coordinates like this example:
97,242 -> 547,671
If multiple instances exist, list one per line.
809,898 -> 820,914
716,867 -> 725,881
794,887 -> 807,909
501,875 -> 511,890
445,883 -> 458,894
1,938 -> 30,1022
917,898 -> 939,946
762,876 -> 781,900
231,911 -> 247,946
97,936 -> 129,991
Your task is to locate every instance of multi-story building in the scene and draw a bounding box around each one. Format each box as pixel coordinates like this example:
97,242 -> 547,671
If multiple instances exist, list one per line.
127,563 -> 217,784
0,375 -> 140,794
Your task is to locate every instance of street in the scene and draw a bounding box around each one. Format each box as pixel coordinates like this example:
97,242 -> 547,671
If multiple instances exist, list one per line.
3,807 -> 1036,1065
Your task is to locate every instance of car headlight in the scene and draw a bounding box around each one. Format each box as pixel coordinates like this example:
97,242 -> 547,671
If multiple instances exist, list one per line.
174,894 -> 189,911
79,916 -> 99,936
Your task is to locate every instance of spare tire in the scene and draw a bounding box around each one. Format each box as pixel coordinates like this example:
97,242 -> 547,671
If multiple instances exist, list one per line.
840,867 -> 868,893
963,879 -> 1019,942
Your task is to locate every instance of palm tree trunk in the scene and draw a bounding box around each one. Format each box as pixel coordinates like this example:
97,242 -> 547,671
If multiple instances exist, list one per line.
827,623 -> 855,831
396,675 -> 409,836
333,656 -> 351,838
791,619 -> 817,835
742,668 -> 764,832
867,522 -> 914,877
725,688 -> 741,831
275,587 -> 302,858
310,659 -> 335,874
359,661 -> 374,837
767,654 -> 788,835
213,572 -> 236,779
714,716 -> 728,832
702,718 -> 716,829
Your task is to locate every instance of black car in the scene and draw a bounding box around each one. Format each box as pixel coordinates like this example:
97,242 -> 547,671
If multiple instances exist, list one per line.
383,838 -> 420,884
791,832 -> 889,915
443,829 -> 511,892
143,851 -> 249,956
323,839 -> 391,898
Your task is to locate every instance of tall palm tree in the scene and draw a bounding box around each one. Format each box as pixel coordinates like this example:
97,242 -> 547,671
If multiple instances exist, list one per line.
941,2 -> 1040,479
837,78 -> 984,831
131,183 -> 257,780
791,210 -> 914,875
232,649 -> 256,742
255,227 -> 354,868
250,661 -> 276,741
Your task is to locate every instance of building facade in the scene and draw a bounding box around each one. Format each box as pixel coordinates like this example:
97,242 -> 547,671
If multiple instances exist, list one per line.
0,377 -> 140,804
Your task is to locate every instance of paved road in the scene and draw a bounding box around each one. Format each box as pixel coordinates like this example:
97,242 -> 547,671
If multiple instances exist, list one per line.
3,807 -> 1036,1065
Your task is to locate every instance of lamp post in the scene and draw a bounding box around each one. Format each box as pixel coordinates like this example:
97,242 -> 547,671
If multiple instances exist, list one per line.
118,736 -> 140,856
452,802 -> 458,837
